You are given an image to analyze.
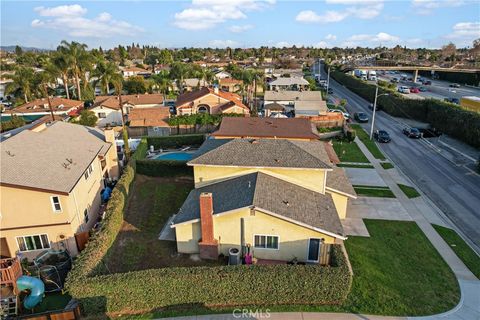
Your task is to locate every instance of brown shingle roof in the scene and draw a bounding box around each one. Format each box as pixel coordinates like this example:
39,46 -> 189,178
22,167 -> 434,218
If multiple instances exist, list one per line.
326,168 -> 357,198
93,94 -> 164,110
128,107 -> 170,127
211,117 -> 320,140
9,98 -> 83,114
176,87 -> 249,111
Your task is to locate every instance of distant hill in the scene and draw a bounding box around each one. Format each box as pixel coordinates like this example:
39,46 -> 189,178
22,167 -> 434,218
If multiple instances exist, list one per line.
1,45 -> 50,53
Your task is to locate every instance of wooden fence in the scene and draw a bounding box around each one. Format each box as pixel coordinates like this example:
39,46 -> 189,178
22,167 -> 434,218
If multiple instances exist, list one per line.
18,302 -> 81,320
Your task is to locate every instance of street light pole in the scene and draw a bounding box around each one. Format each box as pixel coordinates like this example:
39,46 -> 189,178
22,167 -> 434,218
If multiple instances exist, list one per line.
326,66 -> 331,99
370,83 -> 379,140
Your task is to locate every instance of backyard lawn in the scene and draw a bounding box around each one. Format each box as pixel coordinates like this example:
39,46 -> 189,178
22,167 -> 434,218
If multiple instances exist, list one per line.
120,220 -> 460,319
332,139 -> 370,163
102,175 -> 224,273
433,224 -> 480,278
350,124 -> 386,160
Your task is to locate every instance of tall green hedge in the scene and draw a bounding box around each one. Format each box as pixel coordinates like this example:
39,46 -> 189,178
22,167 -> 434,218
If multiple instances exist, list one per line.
146,134 -> 205,149
331,70 -> 480,148
66,246 -> 351,316
136,159 -> 193,177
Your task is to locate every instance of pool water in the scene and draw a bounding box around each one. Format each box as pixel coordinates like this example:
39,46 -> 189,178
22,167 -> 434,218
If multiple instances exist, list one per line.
156,152 -> 194,161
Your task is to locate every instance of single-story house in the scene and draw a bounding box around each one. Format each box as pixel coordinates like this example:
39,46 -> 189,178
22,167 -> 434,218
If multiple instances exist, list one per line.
264,91 -> 323,109
121,66 -> 151,78
294,100 -> 328,117
269,77 -> 310,91
3,98 -> 83,118
91,94 -> 164,127
127,107 -> 171,137
218,78 -> 243,93
176,87 -> 250,116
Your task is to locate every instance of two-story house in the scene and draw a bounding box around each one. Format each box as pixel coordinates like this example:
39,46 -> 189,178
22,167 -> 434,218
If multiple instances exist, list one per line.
0,121 -> 119,259
170,138 -> 356,263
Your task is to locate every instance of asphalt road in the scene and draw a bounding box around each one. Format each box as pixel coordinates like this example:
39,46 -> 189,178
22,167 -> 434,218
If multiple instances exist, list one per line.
316,62 -> 480,253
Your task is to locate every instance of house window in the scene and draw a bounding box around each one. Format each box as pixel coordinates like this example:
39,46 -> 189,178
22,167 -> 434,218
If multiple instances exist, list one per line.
98,112 -> 107,118
254,235 -> 279,250
84,208 -> 89,223
51,196 -> 62,212
84,164 -> 93,180
16,234 -> 50,252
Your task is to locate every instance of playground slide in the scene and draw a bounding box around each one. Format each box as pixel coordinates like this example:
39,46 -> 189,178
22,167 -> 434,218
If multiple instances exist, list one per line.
16,275 -> 45,309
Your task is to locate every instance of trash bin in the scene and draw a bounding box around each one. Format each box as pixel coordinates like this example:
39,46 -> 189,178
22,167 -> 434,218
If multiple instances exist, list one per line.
228,248 -> 240,265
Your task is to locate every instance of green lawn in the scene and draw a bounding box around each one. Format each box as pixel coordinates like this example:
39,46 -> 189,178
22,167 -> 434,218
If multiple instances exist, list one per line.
332,139 -> 370,163
337,163 -> 375,169
350,124 -> 386,160
381,162 -> 394,169
397,183 -> 421,198
433,224 -> 480,279
354,185 -> 396,198
22,293 -> 72,314
119,220 -> 460,319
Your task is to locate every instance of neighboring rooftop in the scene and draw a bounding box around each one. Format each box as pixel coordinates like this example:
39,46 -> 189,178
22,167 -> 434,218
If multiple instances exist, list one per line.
173,172 -> 344,237
0,121 -> 110,194
294,100 -> 328,116
211,117 -> 320,140
264,90 -> 322,102
128,107 -> 170,127
326,168 -> 357,198
93,94 -> 164,110
189,138 -> 332,170
7,98 -> 83,114
269,77 -> 309,86
176,87 -> 248,111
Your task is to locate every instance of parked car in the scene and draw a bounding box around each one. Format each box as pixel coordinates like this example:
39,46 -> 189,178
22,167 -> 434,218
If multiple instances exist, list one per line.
354,112 -> 369,123
368,103 -> 382,111
418,128 -> 442,138
402,127 -> 421,139
419,87 -> 428,92
391,77 -> 399,83
444,97 -> 460,104
373,130 -> 391,143
423,80 -> 432,85
410,87 -> 420,93
327,88 -> 333,94
449,83 -> 460,88
398,86 -> 410,94
328,108 -> 350,119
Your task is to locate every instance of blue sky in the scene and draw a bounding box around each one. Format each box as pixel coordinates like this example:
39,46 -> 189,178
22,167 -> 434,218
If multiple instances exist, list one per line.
1,0 -> 479,49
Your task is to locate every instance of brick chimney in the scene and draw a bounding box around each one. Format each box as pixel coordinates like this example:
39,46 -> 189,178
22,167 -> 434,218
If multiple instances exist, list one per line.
198,192 -> 218,260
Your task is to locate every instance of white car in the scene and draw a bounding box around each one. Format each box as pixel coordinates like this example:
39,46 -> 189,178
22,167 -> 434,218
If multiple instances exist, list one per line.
328,109 -> 350,119
398,86 -> 410,94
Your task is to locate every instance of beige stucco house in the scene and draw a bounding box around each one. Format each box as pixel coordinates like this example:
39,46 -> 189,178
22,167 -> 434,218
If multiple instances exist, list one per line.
171,138 -> 356,263
0,121 -> 119,259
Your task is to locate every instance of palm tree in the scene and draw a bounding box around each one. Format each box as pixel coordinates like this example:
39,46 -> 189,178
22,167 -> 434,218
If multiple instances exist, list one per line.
95,59 -> 118,95
111,73 -> 130,159
34,65 -> 58,121
51,51 -> 72,99
5,66 -> 35,103
170,62 -> 190,94
151,70 -> 171,99
58,41 -> 91,100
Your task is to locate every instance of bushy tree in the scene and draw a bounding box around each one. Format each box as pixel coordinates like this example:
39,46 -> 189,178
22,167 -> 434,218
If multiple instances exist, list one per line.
124,76 -> 147,94
76,110 -> 98,127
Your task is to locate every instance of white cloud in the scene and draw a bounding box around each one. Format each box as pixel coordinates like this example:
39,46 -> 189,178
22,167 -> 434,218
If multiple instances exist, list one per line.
275,41 -> 291,47
229,24 -> 253,33
343,32 -> 400,47
444,22 -> 480,46
412,0 -> 465,15
325,34 -> 337,40
31,4 -> 143,38
34,4 -> 87,17
174,0 -> 274,30
208,39 -> 240,48
296,0 -> 383,24
313,41 -> 329,48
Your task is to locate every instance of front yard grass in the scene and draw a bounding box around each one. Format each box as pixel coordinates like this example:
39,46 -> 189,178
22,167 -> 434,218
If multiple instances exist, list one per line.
397,183 -> 421,198
433,224 -> 480,279
380,162 -> 394,169
337,163 -> 375,169
119,220 -> 460,319
350,124 -> 386,161
354,185 -> 396,198
103,175 -> 224,273
332,139 -> 370,163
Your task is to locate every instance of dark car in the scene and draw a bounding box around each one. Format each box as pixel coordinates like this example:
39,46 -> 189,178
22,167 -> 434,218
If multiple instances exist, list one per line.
354,112 -> 369,123
419,86 -> 428,92
368,103 -> 382,111
449,83 -> 460,88
402,127 -> 421,139
373,130 -> 391,143
423,80 -> 432,85
444,97 -> 460,104
327,88 -> 333,94
419,128 -> 442,138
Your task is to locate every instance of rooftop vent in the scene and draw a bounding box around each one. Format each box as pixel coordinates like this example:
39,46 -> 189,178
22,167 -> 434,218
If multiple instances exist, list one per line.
282,200 -> 290,206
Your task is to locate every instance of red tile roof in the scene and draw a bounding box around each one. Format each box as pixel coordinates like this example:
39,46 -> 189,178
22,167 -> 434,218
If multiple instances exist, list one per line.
176,87 -> 249,111
9,98 -> 83,114
211,117 -> 320,140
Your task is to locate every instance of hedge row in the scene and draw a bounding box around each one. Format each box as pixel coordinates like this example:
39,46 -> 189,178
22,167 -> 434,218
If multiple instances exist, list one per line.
146,134 -> 205,149
136,159 -> 193,177
330,70 -> 480,148
67,246 -> 351,316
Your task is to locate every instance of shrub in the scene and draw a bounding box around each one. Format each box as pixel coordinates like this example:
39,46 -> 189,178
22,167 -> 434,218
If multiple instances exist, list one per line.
1,115 -> 25,132
330,70 -> 480,148
67,246 -> 351,316
146,134 -> 205,149
136,159 -> 193,177
346,128 -> 356,142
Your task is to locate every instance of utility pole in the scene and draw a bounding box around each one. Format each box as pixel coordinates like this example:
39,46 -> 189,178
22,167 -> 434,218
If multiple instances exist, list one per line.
325,66 -> 331,99
370,83 -> 378,140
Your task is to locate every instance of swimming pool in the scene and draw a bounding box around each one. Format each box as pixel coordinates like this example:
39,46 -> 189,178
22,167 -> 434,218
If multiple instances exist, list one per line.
155,152 -> 194,161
